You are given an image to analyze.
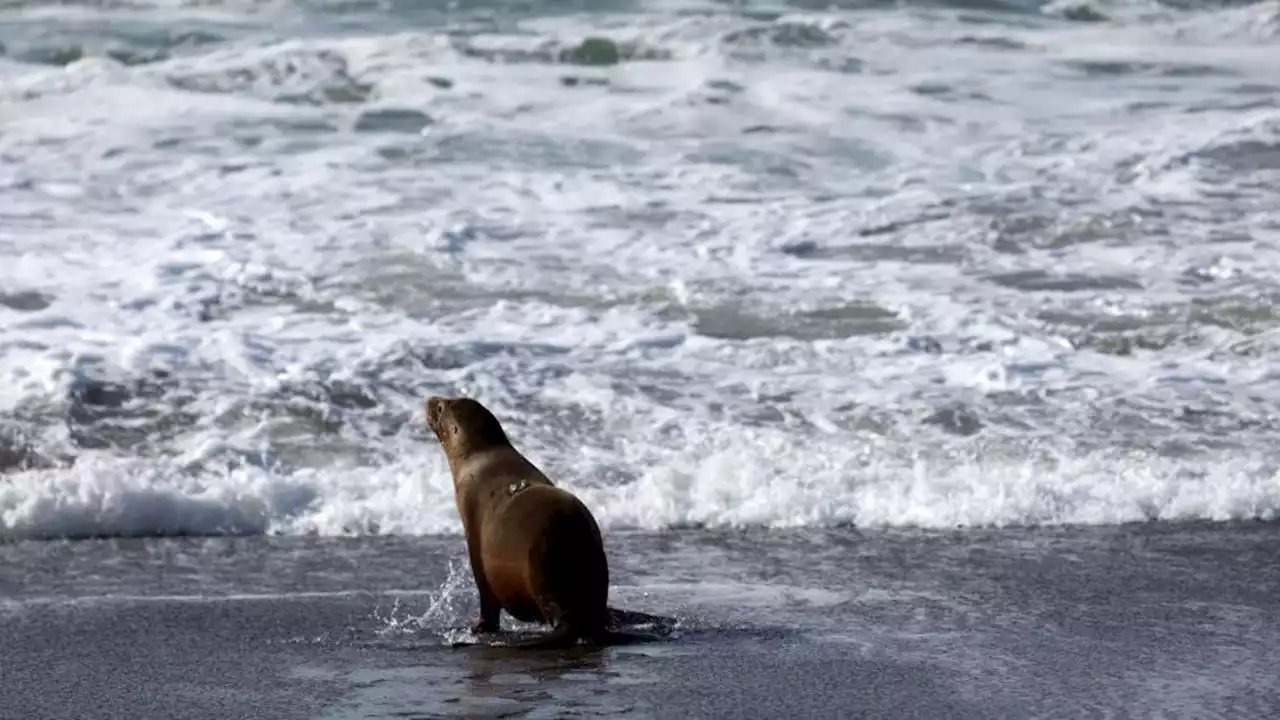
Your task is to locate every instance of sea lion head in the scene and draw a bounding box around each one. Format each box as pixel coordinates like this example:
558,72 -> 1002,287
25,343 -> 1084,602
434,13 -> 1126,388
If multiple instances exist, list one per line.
424,395 -> 511,460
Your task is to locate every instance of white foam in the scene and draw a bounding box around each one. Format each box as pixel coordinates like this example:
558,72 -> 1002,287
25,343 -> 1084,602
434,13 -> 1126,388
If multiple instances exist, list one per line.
3,2 -> 1280,540
2,423 -> 1277,542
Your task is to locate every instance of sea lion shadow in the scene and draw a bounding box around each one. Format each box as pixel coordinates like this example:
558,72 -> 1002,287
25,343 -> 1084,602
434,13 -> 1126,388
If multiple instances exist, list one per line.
446,607 -> 681,651
441,610 -> 806,656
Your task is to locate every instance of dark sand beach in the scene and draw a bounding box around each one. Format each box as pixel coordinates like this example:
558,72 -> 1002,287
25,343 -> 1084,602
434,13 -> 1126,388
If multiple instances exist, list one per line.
5,524 -> 1279,719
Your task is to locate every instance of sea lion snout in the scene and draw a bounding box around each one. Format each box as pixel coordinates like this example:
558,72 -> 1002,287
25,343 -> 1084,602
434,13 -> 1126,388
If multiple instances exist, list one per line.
424,395 -> 447,433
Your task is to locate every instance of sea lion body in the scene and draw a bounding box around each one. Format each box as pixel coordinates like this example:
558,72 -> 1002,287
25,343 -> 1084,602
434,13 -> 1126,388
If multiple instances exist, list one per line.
426,396 -> 613,647
458,473 -> 611,631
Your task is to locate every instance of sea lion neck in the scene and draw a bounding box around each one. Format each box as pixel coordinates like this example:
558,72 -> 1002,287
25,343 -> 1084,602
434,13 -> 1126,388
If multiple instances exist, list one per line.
446,431 -> 512,462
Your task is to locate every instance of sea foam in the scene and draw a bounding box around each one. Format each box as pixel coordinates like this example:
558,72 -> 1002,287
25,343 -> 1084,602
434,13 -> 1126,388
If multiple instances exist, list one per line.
2,428 -> 1276,542
3,1 -> 1280,542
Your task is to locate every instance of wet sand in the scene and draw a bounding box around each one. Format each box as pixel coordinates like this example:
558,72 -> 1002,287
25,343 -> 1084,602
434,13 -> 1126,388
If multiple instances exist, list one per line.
3,525 -> 1279,719
2,596 -> 983,719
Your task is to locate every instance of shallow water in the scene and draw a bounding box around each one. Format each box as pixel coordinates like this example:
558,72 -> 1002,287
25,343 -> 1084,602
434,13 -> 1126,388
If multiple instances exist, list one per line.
3,525 -> 1279,719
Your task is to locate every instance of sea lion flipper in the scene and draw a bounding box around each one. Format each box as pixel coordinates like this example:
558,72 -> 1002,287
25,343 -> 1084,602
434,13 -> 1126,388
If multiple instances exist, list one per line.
462,514 -> 502,634
471,588 -> 501,634
468,562 -> 501,634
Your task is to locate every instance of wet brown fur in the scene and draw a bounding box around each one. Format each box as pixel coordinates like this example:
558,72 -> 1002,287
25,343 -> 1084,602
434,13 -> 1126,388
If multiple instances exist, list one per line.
425,395 -> 612,648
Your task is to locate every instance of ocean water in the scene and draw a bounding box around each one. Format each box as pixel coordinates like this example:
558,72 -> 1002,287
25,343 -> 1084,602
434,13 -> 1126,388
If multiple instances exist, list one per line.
2,0 -> 1280,717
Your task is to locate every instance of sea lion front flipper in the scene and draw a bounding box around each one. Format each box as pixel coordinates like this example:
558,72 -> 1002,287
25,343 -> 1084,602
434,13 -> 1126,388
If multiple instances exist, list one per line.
466,542 -> 502,634
470,590 -> 501,634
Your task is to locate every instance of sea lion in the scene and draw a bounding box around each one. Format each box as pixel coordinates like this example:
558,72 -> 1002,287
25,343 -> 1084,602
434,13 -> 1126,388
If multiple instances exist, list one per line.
425,395 -> 667,649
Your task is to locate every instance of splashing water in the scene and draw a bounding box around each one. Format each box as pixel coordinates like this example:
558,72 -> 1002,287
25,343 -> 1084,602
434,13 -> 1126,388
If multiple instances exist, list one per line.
371,552 -> 474,644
